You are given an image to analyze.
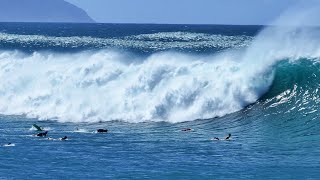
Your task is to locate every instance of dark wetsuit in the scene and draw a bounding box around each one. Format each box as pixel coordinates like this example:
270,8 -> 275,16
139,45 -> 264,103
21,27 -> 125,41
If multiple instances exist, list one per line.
225,134 -> 231,140
37,131 -> 48,137
61,136 -> 68,141
97,129 -> 108,133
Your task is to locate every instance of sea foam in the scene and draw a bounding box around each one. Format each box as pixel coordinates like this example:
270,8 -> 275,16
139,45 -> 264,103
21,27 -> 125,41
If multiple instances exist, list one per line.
0,50 -> 272,123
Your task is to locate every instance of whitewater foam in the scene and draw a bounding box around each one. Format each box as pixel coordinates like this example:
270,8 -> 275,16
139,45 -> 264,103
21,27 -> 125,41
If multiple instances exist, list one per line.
0,50 -> 273,123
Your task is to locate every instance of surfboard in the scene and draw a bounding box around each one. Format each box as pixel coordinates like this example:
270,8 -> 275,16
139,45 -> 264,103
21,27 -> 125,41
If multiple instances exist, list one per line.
33,124 -> 43,131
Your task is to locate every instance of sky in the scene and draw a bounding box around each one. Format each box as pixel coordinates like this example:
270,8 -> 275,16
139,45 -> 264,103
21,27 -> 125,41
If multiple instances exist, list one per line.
66,0 -> 297,25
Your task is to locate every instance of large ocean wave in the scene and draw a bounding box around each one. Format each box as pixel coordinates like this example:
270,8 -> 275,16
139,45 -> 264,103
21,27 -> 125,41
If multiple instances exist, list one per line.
1,14 -> 320,123
0,49 -> 319,123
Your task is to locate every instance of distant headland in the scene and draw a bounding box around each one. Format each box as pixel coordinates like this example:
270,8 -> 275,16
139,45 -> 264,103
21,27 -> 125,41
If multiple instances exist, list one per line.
0,0 -> 95,23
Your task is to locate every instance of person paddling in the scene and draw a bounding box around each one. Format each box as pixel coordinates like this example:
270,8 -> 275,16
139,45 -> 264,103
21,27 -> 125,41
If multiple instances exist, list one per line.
225,133 -> 231,140
36,131 -> 48,137
97,129 -> 108,133
181,128 -> 192,132
60,136 -> 68,141
211,134 -> 231,141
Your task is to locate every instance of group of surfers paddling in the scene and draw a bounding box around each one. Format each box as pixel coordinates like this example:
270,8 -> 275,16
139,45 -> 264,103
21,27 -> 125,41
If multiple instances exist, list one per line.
33,124 -> 108,141
35,127 -> 230,141
4,125 -> 230,146
35,131 -> 68,141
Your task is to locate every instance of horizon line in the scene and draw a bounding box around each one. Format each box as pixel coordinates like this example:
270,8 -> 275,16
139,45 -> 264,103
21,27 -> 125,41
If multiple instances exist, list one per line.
0,21 -> 270,26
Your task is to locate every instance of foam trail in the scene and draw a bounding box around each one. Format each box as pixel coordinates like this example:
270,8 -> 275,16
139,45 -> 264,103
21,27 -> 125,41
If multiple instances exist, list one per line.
3,143 -> 15,147
0,50 -> 272,123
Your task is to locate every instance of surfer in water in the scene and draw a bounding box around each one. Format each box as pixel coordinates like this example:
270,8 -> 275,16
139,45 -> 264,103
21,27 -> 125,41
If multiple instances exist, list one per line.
3,143 -> 15,147
225,133 -> 231,140
211,134 -> 231,141
36,131 -> 48,137
97,129 -> 108,133
60,136 -> 68,141
181,128 -> 192,132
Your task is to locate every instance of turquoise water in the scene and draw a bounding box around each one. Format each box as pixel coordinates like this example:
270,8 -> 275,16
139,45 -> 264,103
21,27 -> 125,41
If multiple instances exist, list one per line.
0,23 -> 320,179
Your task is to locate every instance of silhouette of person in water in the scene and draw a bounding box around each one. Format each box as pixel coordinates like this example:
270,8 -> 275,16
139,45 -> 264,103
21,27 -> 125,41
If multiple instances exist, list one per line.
225,133 -> 231,140
212,134 -> 231,141
36,131 -> 48,137
61,136 -> 68,141
97,129 -> 108,133
181,128 -> 192,131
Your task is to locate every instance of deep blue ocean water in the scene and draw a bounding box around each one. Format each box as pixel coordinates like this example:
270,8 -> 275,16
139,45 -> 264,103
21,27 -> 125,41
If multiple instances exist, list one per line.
0,23 -> 319,179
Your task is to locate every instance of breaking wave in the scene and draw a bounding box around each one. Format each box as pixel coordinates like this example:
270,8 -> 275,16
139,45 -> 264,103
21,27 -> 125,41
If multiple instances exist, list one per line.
0,50 -> 272,123
1,12 -> 320,123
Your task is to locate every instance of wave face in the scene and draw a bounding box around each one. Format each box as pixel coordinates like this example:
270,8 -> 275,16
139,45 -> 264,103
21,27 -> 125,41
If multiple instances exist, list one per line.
0,23 -> 319,123
262,59 -> 320,117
